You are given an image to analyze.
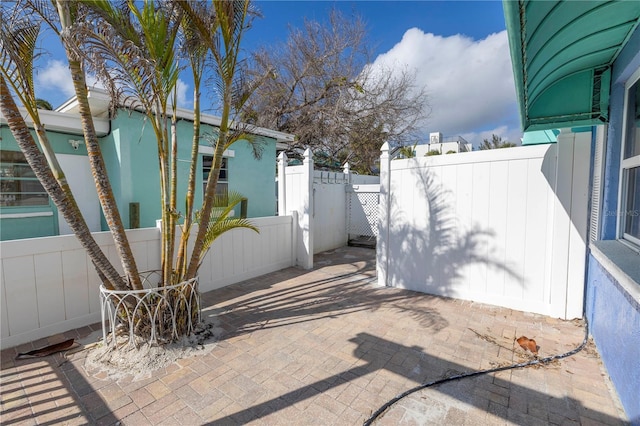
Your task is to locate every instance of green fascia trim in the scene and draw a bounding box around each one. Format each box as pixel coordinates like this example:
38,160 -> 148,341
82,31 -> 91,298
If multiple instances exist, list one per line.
570,126 -> 594,133
522,117 -> 604,132
504,0 -> 640,131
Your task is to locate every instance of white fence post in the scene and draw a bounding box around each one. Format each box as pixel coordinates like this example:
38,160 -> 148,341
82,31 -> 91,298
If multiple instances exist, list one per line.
377,142 -> 390,286
549,129 -> 591,319
291,210 -> 299,267
343,162 -> 351,184
299,148 -> 314,269
277,151 -> 287,216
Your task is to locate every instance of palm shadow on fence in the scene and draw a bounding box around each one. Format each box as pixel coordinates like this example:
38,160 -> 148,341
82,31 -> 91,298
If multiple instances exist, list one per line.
382,162 -> 522,297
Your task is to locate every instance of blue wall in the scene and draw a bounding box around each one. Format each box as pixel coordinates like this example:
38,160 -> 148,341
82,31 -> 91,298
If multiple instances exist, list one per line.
600,24 -> 640,240
229,137 -> 277,218
586,256 -> 640,423
585,24 -> 640,424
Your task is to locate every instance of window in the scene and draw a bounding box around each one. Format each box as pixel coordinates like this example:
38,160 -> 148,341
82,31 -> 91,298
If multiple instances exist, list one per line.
0,150 -> 49,207
620,69 -> 640,246
202,155 -> 228,204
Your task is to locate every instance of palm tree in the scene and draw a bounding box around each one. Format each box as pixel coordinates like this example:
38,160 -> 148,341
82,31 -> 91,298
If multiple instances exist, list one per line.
54,0 -> 143,290
174,1 -> 210,279
80,0 -> 260,285
478,134 -> 517,150
78,0 -> 182,286
397,143 -> 417,159
0,6 -> 128,290
179,0 -> 260,280
35,98 -> 53,110
4,0 -> 260,342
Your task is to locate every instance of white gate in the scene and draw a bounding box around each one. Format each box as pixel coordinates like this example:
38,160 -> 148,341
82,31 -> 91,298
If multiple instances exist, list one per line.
347,184 -> 380,246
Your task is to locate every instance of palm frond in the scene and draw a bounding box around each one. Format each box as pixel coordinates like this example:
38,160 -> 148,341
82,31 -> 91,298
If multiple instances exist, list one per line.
0,5 -> 40,113
23,0 -> 60,36
196,190 -> 259,264
76,0 -> 181,134
223,129 -> 264,160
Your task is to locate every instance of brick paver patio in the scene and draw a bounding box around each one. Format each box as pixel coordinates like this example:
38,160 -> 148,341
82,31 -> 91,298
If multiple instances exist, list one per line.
0,246 -> 629,425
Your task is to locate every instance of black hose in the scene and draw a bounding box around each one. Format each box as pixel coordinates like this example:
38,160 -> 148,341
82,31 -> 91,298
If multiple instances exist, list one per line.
363,317 -> 590,426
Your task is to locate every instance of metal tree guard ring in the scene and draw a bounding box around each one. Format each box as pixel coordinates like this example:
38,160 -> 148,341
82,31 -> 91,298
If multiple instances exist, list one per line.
100,271 -> 201,348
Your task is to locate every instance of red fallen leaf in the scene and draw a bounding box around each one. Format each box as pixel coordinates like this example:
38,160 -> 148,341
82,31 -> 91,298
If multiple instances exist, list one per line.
516,336 -> 539,355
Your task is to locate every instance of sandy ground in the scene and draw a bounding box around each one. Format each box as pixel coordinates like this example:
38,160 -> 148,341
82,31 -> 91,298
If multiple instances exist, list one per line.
79,316 -> 223,382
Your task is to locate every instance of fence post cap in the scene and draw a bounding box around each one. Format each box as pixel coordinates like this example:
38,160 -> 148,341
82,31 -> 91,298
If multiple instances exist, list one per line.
380,142 -> 390,152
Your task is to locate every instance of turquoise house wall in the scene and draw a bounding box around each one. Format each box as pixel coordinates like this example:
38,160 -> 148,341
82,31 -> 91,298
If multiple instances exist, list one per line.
228,136 -> 277,218
105,110 -> 277,229
103,111 -> 161,230
0,124 -> 90,240
584,25 -> 640,423
2,109 -> 279,240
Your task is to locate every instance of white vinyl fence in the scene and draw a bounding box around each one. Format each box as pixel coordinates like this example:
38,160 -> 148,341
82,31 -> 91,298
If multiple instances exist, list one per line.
1,133 -> 592,349
377,131 -> 592,319
278,150 -> 379,268
0,216 -> 294,349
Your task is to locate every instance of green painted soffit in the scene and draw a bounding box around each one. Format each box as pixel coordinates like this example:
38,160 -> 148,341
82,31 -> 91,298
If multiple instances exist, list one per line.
522,129 -> 559,145
504,0 -> 640,132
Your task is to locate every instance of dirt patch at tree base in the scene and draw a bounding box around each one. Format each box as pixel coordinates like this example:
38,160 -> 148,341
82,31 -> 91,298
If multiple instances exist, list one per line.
79,317 -> 223,381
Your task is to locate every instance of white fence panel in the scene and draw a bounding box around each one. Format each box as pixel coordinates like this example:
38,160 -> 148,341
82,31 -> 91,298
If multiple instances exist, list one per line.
280,153 -> 380,261
0,228 -> 160,349
314,179 -> 348,253
379,136 -> 591,319
313,170 -> 350,253
199,216 -> 293,291
352,174 -> 380,185
1,216 -> 295,349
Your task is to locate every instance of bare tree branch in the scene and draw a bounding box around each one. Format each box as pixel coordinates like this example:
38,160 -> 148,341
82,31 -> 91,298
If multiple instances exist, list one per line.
246,8 -> 429,174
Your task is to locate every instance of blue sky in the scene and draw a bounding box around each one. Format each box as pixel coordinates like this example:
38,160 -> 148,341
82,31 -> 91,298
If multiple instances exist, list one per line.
32,1 -> 521,147
249,1 -> 507,52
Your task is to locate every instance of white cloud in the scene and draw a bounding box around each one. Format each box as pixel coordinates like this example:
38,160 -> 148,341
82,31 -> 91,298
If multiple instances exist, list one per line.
35,59 -> 189,110
175,79 -> 191,109
35,59 -> 75,99
369,28 -> 521,147
34,59 -> 104,107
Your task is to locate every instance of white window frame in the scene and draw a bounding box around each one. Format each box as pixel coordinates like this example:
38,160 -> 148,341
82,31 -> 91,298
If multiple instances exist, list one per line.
202,155 -> 228,198
589,125 -> 606,243
198,146 -> 234,198
617,66 -> 640,248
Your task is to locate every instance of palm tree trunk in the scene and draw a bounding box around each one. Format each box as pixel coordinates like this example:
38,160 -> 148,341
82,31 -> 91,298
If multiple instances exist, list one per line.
183,0 -> 251,280
55,0 -> 142,290
0,76 -> 127,291
66,58 -> 143,290
175,80 -> 202,280
185,89 -> 231,279
169,105 -> 178,282
155,110 -> 175,286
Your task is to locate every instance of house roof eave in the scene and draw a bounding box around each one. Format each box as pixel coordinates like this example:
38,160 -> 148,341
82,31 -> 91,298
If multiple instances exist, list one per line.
504,0 -> 640,132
